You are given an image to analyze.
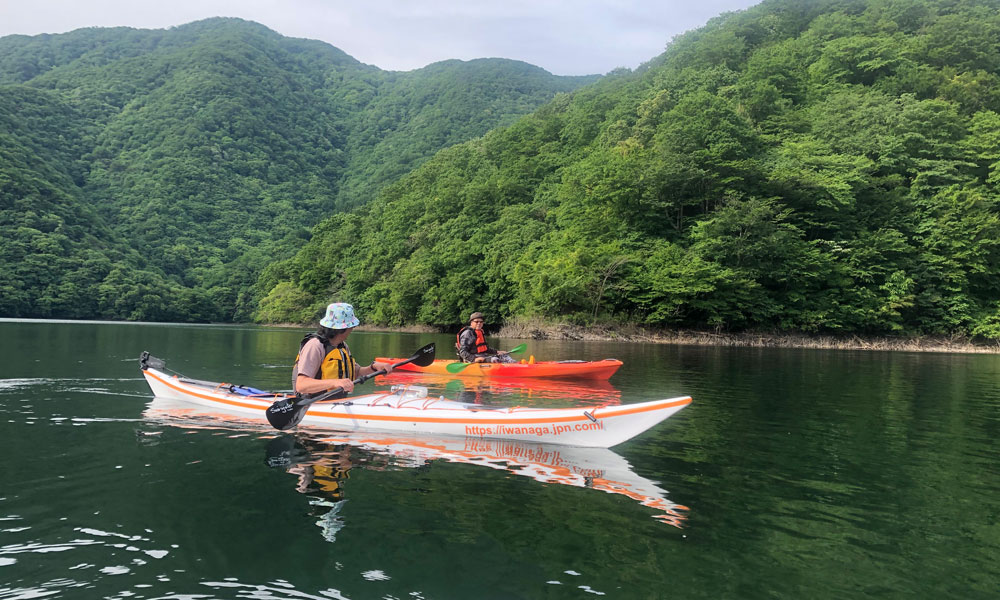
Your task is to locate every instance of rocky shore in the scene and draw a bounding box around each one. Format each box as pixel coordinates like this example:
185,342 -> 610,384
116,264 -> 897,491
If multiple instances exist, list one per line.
321,320 -> 999,354
495,320 -> 1000,354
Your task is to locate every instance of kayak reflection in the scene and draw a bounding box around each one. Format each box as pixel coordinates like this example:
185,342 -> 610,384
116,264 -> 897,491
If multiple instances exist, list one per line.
143,397 -> 689,535
265,430 -> 689,530
377,372 -> 622,406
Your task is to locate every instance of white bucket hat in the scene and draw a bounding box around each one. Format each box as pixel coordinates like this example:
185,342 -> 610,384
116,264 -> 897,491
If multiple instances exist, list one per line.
319,303 -> 360,329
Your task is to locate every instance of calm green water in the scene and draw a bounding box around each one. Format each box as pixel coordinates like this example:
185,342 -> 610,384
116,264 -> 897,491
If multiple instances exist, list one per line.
1,319 -> 997,599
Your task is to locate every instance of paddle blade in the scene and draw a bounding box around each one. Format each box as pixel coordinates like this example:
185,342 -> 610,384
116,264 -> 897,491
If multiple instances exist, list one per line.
507,343 -> 527,354
445,361 -> 472,374
266,398 -> 305,431
409,343 -> 436,367
266,387 -> 348,430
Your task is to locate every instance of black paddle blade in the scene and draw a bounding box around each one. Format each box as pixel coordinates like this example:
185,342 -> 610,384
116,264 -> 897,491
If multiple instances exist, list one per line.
266,388 -> 346,430
265,398 -> 306,431
410,343 -> 436,367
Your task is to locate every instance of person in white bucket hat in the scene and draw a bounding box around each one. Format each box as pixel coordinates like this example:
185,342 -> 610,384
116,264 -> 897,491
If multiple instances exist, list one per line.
292,302 -> 393,396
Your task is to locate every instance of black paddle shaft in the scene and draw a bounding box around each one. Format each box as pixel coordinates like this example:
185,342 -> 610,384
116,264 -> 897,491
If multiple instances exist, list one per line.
265,343 -> 436,431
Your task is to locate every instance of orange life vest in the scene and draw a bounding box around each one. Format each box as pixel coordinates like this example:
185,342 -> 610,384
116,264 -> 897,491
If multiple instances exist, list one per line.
456,326 -> 489,355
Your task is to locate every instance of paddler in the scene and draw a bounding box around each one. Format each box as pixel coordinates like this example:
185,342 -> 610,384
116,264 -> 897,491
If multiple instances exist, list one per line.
456,311 -> 516,364
293,302 -> 393,396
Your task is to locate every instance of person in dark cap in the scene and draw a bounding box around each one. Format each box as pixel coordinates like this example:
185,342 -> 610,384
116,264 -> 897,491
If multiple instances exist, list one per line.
456,311 -> 515,363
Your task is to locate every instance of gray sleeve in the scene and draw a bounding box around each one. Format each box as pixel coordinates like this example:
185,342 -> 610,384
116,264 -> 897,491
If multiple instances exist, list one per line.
457,329 -> 477,362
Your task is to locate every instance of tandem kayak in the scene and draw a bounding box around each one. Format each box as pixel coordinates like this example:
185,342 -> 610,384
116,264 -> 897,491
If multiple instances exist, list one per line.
140,356 -> 689,448
373,357 -> 623,379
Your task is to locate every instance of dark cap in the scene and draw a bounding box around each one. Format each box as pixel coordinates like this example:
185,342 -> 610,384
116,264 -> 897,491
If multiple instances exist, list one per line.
469,312 -> 485,322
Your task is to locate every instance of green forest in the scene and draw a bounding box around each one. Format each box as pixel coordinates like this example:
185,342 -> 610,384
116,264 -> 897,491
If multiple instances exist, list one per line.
4,0 -> 1000,340
0,18 -> 592,321
258,0 -> 1000,339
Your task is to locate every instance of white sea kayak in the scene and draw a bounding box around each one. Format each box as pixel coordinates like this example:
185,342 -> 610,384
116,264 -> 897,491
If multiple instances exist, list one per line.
140,363 -> 690,448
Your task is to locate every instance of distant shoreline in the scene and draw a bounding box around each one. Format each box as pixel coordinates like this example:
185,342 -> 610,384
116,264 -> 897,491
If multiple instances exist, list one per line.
503,323 -> 1000,354
342,321 -> 1000,354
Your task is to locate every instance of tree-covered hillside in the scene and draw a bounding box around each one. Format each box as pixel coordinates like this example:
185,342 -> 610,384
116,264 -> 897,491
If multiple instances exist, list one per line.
0,18 -> 595,321
258,0 -> 1000,339
0,85 -> 155,319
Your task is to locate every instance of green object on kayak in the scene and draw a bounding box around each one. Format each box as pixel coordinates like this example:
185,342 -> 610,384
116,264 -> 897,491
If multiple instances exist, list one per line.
446,343 -> 527,373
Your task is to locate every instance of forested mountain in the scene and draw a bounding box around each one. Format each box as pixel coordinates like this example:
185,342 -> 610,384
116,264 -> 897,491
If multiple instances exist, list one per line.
258,0 -> 1000,340
0,18 -> 595,321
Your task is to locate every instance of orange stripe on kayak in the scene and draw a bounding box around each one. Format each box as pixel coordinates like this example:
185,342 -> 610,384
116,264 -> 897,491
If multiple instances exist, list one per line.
592,397 -> 691,419
145,370 -> 689,426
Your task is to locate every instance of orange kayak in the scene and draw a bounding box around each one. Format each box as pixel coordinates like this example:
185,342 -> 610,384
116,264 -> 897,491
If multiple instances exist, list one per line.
374,357 -> 623,380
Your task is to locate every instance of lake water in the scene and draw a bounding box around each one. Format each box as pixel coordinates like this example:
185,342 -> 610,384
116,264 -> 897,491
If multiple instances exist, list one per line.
1,319 -> 997,599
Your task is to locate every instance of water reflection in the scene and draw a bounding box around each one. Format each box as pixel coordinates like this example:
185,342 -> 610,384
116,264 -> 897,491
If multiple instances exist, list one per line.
143,397 -> 689,539
265,435 -> 353,543
283,431 -> 688,526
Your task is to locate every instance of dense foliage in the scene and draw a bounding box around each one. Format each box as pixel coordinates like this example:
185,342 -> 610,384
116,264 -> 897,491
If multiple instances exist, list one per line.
0,19 -> 593,321
259,0 -> 1000,339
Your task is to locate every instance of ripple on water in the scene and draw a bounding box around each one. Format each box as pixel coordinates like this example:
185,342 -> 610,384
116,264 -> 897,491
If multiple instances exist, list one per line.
201,579 -> 352,599
0,522 -> 177,599
0,377 -> 141,391
542,571 -> 607,596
